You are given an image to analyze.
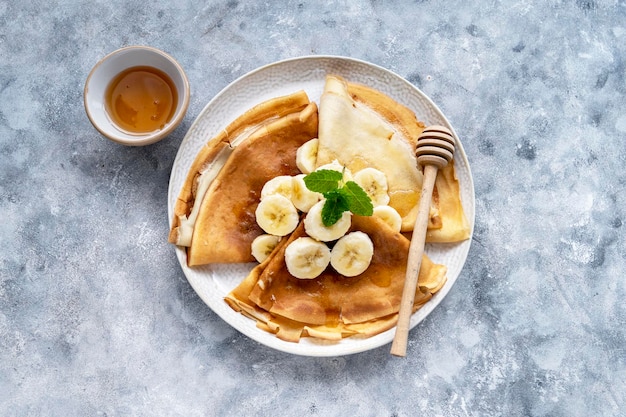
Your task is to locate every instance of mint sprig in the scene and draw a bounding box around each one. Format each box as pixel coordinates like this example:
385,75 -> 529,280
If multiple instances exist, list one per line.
303,169 -> 373,226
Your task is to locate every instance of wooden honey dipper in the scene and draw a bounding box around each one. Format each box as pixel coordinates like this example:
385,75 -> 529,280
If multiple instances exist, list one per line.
390,125 -> 456,357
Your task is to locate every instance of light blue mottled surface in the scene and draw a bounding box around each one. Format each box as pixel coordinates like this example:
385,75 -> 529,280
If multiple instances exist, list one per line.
1,0 -> 625,416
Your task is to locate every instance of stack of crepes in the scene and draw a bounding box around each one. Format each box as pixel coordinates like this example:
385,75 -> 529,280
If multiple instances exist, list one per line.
169,74 -> 470,343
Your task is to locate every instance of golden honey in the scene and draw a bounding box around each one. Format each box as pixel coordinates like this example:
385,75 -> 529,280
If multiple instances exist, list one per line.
105,66 -> 177,134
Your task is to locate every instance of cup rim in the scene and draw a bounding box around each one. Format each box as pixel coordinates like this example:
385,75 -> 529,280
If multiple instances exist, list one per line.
84,45 -> 190,146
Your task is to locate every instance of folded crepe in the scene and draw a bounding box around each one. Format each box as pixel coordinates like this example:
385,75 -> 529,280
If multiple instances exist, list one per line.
316,75 -> 424,231
169,91 -> 318,265
225,215 -> 447,342
315,75 -> 470,242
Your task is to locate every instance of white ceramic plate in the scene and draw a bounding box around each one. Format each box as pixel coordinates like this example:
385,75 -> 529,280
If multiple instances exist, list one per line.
168,56 -> 474,356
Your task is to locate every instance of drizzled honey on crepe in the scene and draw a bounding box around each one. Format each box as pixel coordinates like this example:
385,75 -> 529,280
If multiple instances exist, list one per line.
225,215 -> 447,342
169,91 -> 318,265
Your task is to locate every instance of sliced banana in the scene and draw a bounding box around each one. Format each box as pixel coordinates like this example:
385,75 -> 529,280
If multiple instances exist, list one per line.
255,194 -> 300,236
260,175 -> 295,200
330,231 -> 374,277
251,234 -> 281,263
372,205 -> 402,233
315,159 -> 353,182
353,167 -> 390,206
296,138 -> 319,174
284,237 -> 331,279
291,174 -> 322,213
304,199 -> 351,242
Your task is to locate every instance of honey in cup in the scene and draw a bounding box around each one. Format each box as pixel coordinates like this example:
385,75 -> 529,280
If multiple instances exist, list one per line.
105,66 -> 178,134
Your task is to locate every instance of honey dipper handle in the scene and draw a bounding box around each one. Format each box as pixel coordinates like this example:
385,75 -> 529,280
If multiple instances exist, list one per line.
390,164 -> 438,357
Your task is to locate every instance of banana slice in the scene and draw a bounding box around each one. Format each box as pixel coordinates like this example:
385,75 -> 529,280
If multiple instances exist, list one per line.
251,234 -> 281,263
260,175 -> 294,200
284,237 -> 331,279
330,231 -> 374,277
353,167 -> 390,206
315,159 -> 353,182
296,138 -> 319,174
372,205 -> 402,233
304,199 -> 351,242
255,194 -> 300,236
291,174 -> 322,213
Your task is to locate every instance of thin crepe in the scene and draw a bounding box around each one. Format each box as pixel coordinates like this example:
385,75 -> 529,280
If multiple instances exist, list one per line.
316,75 -> 425,232
169,91 -> 318,265
225,215 -> 447,342
316,74 -> 470,241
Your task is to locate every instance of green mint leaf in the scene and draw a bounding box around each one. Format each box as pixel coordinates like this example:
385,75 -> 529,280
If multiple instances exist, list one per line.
321,190 -> 350,226
303,169 -> 343,194
342,181 -> 374,216
303,168 -> 374,226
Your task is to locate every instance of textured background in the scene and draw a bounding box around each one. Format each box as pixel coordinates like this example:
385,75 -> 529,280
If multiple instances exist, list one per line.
1,0 -> 625,416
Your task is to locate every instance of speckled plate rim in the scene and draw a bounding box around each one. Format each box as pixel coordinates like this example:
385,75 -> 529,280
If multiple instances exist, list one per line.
168,55 -> 475,357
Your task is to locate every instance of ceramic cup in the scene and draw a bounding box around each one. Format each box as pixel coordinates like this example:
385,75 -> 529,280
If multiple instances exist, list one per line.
84,45 -> 190,146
